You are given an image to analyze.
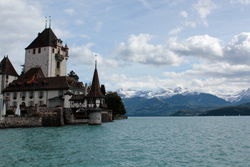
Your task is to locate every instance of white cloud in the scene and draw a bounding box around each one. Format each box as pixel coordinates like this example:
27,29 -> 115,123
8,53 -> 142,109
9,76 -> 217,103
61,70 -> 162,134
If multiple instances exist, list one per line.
180,11 -> 188,18
80,34 -> 90,39
75,19 -> 85,25
96,21 -> 103,32
114,34 -> 182,66
64,8 -> 76,15
69,43 -> 118,72
168,35 -> 223,60
70,43 -> 97,66
53,27 -> 75,39
230,0 -> 250,5
184,21 -> 196,28
194,0 -> 216,26
169,27 -> 183,35
162,62 -> 250,93
138,0 -> 151,9
0,0 -> 44,73
224,32 -> 250,65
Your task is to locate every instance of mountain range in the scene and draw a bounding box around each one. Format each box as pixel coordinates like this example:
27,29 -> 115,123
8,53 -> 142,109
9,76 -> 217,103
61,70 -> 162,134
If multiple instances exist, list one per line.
117,87 -> 250,116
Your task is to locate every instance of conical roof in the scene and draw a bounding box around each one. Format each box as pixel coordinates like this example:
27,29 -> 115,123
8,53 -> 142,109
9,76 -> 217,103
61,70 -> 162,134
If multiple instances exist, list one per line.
0,56 -> 19,77
86,67 -> 106,98
25,28 -> 58,49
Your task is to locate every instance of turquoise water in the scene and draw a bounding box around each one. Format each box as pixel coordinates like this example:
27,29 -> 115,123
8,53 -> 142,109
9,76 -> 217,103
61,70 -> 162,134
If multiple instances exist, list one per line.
0,116 -> 250,167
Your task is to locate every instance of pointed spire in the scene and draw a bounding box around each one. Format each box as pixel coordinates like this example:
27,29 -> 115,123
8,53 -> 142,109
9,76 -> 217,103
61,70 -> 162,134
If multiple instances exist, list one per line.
49,16 -> 51,28
45,17 -> 47,29
86,58 -> 106,98
95,55 -> 97,69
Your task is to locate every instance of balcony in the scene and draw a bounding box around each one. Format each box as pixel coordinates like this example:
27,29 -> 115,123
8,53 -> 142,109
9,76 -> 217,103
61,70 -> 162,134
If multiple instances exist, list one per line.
55,53 -> 64,62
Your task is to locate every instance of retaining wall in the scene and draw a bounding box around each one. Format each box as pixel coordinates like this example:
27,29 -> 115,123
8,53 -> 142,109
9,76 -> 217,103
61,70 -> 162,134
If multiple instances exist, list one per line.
0,117 -> 42,128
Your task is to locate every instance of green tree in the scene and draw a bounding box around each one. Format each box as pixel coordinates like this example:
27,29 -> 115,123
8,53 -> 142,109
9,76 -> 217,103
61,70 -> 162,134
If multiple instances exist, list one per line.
101,84 -> 106,95
67,70 -> 79,81
106,91 -> 126,116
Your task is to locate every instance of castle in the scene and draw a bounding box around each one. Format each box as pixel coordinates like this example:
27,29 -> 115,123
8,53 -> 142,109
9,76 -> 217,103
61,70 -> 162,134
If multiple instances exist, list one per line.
0,25 -> 108,125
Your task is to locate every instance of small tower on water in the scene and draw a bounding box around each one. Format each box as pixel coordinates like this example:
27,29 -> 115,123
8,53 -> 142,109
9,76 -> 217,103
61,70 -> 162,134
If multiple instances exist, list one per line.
86,58 -> 107,125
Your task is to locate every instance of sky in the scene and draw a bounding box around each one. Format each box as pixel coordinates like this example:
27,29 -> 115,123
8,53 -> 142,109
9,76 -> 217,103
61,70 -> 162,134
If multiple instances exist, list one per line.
1,0 -> 250,95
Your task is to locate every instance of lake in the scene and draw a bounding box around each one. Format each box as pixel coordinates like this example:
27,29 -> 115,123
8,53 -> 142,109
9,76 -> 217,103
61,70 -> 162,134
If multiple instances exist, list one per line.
0,116 -> 250,166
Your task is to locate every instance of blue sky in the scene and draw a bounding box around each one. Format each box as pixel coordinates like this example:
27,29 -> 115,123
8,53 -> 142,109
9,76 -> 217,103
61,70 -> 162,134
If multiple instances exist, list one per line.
1,0 -> 250,95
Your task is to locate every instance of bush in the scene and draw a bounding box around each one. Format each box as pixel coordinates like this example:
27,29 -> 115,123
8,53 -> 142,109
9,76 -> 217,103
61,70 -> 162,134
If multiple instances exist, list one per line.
6,109 -> 15,115
32,112 -> 40,117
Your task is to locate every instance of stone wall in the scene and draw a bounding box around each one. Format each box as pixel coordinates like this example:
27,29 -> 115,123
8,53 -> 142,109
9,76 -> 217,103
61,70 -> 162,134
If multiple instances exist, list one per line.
0,117 -> 42,128
40,107 -> 64,126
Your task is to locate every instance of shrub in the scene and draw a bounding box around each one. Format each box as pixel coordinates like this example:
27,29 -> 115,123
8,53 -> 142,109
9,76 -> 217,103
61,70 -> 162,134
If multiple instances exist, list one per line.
32,112 -> 40,117
6,109 -> 15,115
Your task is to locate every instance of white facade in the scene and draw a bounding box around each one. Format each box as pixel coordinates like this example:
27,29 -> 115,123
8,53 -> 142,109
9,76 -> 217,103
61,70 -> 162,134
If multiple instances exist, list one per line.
0,75 -> 18,94
25,44 -> 68,77
7,89 -> 85,108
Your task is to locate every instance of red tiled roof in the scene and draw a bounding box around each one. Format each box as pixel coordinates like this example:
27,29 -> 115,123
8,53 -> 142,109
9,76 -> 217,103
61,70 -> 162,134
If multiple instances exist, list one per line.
25,28 -> 58,49
0,56 -> 19,77
3,67 -> 85,92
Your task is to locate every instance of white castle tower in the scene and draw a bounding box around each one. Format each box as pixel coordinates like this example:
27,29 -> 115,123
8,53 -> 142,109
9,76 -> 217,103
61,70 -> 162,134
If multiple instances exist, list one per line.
24,23 -> 69,77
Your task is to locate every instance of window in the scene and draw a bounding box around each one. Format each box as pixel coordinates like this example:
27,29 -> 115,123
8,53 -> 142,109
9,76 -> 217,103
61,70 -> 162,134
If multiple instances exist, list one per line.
28,101 -> 34,106
58,49 -> 60,54
39,101 -> 44,106
38,91 -> 44,99
13,101 -> 17,107
20,92 -> 26,98
13,93 -> 17,100
57,62 -> 60,68
38,48 -> 41,53
52,48 -> 55,53
44,48 -> 46,51
58,90 -> 63,96
33,49 -> 36,54
29,91 -> 34,99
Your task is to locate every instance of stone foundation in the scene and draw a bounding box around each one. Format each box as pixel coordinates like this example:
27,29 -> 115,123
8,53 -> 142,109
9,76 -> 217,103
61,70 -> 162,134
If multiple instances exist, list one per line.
88,110 -> 102,125
0,117 -> 42,128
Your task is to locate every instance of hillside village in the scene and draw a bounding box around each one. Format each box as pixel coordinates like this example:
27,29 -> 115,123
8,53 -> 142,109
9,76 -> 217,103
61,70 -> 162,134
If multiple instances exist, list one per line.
0,24 -> 119,127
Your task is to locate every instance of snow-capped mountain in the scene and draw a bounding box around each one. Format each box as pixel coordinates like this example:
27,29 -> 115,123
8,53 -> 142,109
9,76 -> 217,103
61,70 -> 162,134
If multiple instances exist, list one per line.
116,87 -> 250,104
117,87 -> 199,99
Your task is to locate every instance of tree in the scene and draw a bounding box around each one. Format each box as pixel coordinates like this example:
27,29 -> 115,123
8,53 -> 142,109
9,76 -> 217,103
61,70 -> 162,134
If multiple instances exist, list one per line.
101,84 -> 106,95
106,91 -> 126,116
67,70 -> 79,81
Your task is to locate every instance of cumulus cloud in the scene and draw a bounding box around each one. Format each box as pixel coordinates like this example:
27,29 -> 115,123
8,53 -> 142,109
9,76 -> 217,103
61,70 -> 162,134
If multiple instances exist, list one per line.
194,0 -> 216,26
184,21 -> 196,28
75,19 -> 85,25
64,8 -> 76,15
180,11 -> 188,18
224,32 -> 250,65
70,43 -> 97,66
168,35 -> 223,60
114,34 -> 182,66
69,43 -> 119,72
0,0 -> 44,73
169,27 -> 183,35
162,62 -> 250,93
